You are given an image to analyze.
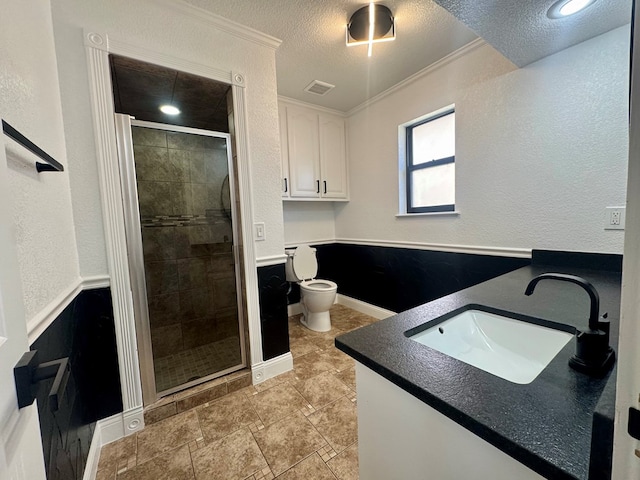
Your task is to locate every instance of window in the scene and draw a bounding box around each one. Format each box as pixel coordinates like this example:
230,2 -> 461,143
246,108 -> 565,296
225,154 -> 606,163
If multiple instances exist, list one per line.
403,108 -> 455,214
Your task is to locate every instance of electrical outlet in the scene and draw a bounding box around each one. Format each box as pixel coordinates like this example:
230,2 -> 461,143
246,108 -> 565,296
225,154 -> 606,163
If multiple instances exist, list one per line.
604,207 -> 625,230
254,222 -> 266,241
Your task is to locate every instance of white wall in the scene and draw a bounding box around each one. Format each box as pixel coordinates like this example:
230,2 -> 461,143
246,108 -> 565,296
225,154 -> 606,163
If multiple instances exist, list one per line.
336,26 -> 630,254
50,0 -> 285,276
283,202 -> 337,246
0,0 -> 80,321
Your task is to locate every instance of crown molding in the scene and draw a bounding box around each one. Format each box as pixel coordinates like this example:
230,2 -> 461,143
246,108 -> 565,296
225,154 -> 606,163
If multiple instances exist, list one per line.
154,0 -> 282,50
347,38 -> 487,116
278,96 -> 348,117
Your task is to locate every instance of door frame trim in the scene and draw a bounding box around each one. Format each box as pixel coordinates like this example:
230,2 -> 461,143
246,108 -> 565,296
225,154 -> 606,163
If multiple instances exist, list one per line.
84,30 -> 263,434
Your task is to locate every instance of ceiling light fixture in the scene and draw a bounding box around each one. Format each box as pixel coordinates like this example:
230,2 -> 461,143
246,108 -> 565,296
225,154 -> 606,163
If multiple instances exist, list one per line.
159,105 -> 181,115
346,3 -> 395,57
547,0 -> 596,18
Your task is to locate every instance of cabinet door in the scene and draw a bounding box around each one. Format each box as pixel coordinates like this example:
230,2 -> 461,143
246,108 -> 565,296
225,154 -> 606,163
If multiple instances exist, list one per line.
278,104 -> 290,197
287,106 -> 320,198
319,114 -> 348,199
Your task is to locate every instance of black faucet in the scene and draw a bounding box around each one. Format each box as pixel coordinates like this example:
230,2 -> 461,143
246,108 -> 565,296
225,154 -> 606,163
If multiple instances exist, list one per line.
524,273 -> 615,377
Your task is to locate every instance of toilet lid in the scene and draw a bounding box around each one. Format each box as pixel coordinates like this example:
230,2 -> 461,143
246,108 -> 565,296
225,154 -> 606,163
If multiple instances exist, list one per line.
292,245 -> 317,280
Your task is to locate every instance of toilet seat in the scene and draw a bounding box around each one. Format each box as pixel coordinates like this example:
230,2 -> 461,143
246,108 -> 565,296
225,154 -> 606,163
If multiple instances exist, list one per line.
300,279 -> 337,292
291,245 -> 318,281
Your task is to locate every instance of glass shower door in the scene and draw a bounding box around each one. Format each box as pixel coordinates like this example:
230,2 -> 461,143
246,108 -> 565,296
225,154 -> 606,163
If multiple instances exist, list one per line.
126,120 -> 245,396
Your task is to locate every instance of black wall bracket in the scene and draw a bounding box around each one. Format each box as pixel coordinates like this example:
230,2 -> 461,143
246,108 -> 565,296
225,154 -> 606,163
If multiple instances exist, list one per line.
628,407 -> 640,440
14,350 -> 70,412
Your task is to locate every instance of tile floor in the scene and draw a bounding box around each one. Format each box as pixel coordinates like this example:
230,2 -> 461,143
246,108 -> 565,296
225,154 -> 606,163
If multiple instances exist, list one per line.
96,304 -> 377,480
154,336 -> 243,392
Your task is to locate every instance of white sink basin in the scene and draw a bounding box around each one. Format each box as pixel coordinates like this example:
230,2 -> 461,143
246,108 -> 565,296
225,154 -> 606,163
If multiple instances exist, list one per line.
408,309 -> 573,384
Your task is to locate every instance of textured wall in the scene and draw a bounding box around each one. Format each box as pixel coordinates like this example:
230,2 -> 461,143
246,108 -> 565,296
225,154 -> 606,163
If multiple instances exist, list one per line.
50,0 -> 285,277
0,0 -> 81,321
337,26 -> 629,254
283,202 -> 337,245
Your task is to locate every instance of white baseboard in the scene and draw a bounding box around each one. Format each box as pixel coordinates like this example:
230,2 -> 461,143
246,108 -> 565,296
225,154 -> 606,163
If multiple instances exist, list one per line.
336,294 -> 396,319
83,424 -> 102,480
251,352 -> 294,384
287,303 -> 302,316
288,295 -> 396,320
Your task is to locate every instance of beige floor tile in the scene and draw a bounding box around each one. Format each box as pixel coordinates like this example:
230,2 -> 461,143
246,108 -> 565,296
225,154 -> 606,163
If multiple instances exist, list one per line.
197,391 -> 260,443
96,469 -> 116,480
98,434 -> 137,475
253,411 -> 327,477
293,371 -> 352,409
275,453 -> 337,480
334,368 -> 356,391
250,382 -> 310,425
289,351 -> 334,382
137,409 -> 202,464
327,442 -> 359,480
289,337 -> 320,358
144,402 -> 177,425
319,349 -> 355,373
308,397 -> 358,453
117,444 -> 194,480
191,427 -> 267,480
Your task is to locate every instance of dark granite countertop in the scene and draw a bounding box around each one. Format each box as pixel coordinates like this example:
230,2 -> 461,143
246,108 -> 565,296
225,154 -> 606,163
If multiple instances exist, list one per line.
336,262 -> 621,480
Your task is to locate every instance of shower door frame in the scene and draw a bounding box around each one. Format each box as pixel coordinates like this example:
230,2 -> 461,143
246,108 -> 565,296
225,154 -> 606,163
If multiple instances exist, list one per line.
115,114 -> 247,404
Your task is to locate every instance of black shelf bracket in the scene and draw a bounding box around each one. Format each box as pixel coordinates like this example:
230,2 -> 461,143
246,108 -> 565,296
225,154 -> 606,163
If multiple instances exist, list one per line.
2,120 -> 65,173
14,350 -> 70,412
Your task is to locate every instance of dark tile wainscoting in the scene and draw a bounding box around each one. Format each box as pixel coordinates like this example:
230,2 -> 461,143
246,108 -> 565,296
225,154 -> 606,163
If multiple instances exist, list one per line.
257,263 -> 290,361
30,287 -> 122,480
288,243 -> 531,314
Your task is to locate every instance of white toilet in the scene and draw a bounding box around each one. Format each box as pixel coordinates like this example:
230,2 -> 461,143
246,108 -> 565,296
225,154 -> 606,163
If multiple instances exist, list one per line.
285,245 -> 338,332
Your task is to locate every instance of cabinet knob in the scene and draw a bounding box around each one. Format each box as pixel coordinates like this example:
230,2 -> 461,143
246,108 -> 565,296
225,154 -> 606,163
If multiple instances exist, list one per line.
284,178 -> 288,193
323,181 -> 327,194
316,180 -> 320,194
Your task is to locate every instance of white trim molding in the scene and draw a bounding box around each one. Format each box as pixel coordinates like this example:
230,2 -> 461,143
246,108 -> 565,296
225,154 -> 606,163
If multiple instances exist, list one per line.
153,0 -> 281,50
278,96 -> 347,117
85,31 -> 144,417
84,30 -> 264,412
348,38 -> 487,116
251,352 -> 294,384
83,409 -> 145,480
334,238 -> 532,259
27,275 -> 112,345
256,254 -> 288,267
283,238 -> 336,249
336,294 -> 396,320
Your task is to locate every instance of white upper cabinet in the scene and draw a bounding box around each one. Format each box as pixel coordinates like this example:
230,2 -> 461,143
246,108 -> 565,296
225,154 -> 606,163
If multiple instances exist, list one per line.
279,101 -> 348,201
278,104 -> 291,197
319,114 -> 348,198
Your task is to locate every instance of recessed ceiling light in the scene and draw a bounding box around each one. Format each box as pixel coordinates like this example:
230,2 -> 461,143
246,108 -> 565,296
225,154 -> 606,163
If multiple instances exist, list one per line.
547,0 -> 596,18
159,105 -> 180,115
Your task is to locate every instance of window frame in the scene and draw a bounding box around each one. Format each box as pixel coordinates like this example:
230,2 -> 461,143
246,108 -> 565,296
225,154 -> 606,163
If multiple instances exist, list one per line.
404,108 -> 455,214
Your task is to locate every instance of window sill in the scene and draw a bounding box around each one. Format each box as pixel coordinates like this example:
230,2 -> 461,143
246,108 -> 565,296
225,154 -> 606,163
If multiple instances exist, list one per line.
396,211 -> 461,218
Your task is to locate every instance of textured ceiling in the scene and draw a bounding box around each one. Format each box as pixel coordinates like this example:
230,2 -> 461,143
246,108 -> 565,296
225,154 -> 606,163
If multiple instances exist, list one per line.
432,0 -> 632,67
182,0 -> 479,111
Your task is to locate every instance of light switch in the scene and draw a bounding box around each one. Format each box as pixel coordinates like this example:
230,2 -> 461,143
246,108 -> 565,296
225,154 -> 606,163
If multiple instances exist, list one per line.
254,222 -> 266,241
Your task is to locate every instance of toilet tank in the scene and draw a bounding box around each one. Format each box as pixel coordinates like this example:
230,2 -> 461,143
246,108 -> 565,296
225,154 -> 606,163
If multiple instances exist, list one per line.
285,249 -> 299,282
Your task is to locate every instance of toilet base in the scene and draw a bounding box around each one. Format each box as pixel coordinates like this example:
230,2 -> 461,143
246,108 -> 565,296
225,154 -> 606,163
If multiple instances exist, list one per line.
300,310 -> 331,332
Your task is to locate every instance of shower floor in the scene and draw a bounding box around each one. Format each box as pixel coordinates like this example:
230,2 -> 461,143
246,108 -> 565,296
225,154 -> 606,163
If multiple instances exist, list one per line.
154,336 -> 242,393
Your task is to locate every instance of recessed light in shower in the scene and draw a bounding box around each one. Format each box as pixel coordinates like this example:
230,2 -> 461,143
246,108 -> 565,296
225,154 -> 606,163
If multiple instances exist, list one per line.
159,105 -> 181,115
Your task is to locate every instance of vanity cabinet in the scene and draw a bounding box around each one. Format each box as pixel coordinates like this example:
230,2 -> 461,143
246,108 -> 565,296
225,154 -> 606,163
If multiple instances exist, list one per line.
279,102 -> 348,200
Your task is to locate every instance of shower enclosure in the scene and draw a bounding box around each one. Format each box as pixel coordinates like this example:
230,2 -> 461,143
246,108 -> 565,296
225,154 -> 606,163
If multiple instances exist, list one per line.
115,114 -> 246,402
